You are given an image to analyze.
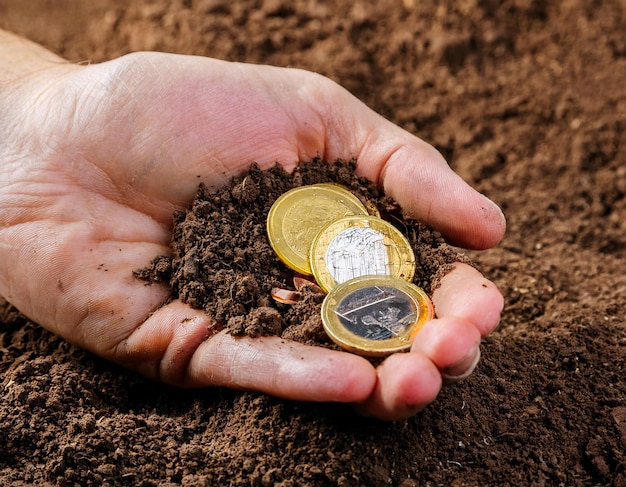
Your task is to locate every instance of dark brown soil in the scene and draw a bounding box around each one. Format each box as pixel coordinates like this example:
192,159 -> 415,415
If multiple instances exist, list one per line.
145,159 -> 463,344
1,1 -> 625,486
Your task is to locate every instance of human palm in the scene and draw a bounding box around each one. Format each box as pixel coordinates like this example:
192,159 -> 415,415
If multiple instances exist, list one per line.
0,50 -> 505,420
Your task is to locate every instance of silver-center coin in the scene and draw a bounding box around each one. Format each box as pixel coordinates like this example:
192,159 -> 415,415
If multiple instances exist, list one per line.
334,285 -> 418,341
324,227 -> 390,284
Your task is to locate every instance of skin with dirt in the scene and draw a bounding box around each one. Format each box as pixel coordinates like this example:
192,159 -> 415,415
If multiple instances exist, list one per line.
1,1 -> 625,486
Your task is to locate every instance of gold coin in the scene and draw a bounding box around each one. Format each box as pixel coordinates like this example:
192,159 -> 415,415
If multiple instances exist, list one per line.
310,215 -> 416,293
321,275 -> 434,356
267,184 -> 369,275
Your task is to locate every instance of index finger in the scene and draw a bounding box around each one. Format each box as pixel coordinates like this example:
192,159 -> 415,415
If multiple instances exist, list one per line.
431,262 -> 504,337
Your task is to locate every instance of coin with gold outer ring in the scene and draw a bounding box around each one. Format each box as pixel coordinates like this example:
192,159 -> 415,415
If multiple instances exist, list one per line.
321,275 -> 434,356
310,215 -> 416,293
266,184 -> 369,275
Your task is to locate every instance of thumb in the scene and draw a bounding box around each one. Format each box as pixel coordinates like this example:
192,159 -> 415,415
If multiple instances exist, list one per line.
378,141 -> 506,249
315,84 -> 505,249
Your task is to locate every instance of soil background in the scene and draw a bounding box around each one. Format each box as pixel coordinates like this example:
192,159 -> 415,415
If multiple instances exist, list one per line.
1,1 -> 625,486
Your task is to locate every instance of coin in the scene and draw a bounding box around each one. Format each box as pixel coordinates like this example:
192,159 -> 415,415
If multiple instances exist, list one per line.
266,184 -> 369,275
310,215 -> 416,293
321,275 -> 434,356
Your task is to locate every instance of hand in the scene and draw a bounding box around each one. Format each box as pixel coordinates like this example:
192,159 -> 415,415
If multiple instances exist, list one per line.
0,34 -> 504,420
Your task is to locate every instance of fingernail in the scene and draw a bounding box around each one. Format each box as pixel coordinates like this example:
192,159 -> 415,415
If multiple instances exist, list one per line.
441,346 -> 481,384
484,195 -> 507,227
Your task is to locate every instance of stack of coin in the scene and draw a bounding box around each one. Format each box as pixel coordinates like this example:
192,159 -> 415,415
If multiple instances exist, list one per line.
267,183 -> 434,356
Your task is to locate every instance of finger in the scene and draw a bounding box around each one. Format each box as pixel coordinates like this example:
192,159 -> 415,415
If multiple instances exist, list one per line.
110,299 -> 217,383
113,300 -> 378,403
382,147 -> 505,249
187,333 -> 378,403
315,88 -> 505,249
355,352 -> 442,421
361,132 -> 505,250
411,262 -> 503,383
411,316 -> 481,373
431,262 -> 504,337
442,347 -> 481,384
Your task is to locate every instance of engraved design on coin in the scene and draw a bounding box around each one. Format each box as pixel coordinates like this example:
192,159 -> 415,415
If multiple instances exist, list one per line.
283,201 -> 356,258
310,215 -> 416,293
266,184 -> 369,275
334,285 -> 417,341
324,227 -> 391,284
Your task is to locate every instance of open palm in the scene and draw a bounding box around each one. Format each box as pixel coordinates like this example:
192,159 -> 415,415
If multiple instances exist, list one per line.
0,49 -> 505,420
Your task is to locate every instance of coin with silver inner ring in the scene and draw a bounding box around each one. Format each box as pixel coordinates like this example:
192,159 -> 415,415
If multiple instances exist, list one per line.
321,275 -> 434,356
310,215 -> 416,293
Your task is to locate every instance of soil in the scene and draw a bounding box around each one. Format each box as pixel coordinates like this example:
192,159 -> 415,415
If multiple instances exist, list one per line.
142,159 -> 464,345
1,1 -> 625,486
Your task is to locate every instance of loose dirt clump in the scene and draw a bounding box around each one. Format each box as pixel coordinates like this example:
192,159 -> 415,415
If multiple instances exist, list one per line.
140,158 -> 464,345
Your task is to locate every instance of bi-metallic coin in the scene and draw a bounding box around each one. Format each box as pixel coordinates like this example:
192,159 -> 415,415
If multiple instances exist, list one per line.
321,275 -> 434,356
266,184 -> 369,275
310,215 -> 416,293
